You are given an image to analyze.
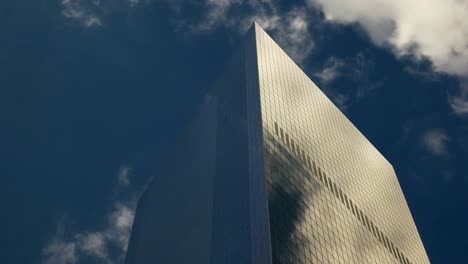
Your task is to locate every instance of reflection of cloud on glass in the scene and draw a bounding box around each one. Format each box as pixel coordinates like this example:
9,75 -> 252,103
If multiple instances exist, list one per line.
254,21 -> 428,261
266,115 -> 417,263
265,136 -> 310,263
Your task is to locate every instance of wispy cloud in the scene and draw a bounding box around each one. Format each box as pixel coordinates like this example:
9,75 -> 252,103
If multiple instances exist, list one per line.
180,1 -> 314,63
106,203 -> 135,253
76,232 -> 108,260
449,95 -> 468,116
118,166 -> 131,187
42,231 -> 78,264
448,79 -> 468,116
191,0 -> 243,32
129,0 -> 139,8
315,57 -> 344,84
420,128 -> 450,158
267,8 -> 314,63
316,52 -> 381,111
61,0 -> 102,27
60,0 -> 145,26
42,165 -> 141,264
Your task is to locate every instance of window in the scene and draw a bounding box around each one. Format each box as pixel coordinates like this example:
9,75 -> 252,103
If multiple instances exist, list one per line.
324,172 -> 331,189
395,248 -> 404,263
358,209 -> 364,223
383,236 -> 390,251
343,194 -> 350,209
338,188 -> 345,204
270,121 -> 414,264
403,256 -> 410,264
332,182 -> 338,197
390,242 -> 397,257
370,222 -> 378,238
377,229 -> 383,243
364,215 -> 371,230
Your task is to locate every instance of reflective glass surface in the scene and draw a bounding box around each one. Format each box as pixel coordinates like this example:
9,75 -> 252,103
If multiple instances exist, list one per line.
252,23 -> 430,264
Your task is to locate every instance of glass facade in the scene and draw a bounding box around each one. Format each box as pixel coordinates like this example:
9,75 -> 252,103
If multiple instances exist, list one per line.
125,23 -> 430,264
253,23 -> 430,264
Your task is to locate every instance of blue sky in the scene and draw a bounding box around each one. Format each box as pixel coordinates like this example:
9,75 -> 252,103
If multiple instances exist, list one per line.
1,0 -> 467,263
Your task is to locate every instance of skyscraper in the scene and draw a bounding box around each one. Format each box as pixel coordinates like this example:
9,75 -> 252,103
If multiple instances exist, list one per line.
125,23 -> 430,264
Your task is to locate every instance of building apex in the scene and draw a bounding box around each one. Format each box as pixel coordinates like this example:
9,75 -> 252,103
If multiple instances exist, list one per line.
249,20 -> 265,32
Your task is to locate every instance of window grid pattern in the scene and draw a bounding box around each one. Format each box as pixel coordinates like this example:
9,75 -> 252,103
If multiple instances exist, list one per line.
252,23 -> 430,264
270,122 -> 414,264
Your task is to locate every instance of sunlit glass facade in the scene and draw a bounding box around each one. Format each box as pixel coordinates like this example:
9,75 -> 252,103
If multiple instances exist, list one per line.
253,23 -> 430,264
124,23 -> 430,264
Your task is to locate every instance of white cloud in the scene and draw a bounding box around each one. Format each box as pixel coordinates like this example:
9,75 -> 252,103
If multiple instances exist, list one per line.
421,128 -> 450,157
61,0 -> 102,27
42,165 -> 139,264
309,0 -> 468,77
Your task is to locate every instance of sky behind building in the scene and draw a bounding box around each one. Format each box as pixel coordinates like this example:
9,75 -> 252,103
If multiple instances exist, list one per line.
1,1 -> 467,264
